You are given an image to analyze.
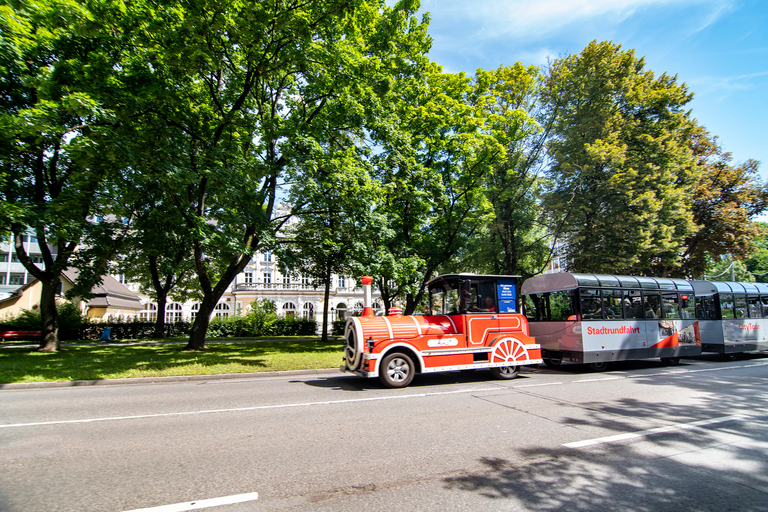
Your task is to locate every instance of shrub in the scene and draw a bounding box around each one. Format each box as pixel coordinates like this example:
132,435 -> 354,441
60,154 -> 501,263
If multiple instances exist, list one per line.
332,318 -> 346,336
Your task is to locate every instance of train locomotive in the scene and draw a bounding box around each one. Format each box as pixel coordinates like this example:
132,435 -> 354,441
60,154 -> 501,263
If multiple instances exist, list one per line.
341,274 -> 542,388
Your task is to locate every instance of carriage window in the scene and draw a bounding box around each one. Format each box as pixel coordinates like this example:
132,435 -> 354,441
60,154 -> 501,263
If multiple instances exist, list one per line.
697,296 -> 717,319
762,296 -> 768,318
662,292 -> 681,319
748,297 -> 762,319
624,290 -> 644,319
581,289 -> 601,320
719,294 -> 735,319
644,292 -> 662,319
523,294 -> 543,321
680,294 -> 695,318
734,295 -> 748,318
548,290 -> 577,321
602,289 -> 622,319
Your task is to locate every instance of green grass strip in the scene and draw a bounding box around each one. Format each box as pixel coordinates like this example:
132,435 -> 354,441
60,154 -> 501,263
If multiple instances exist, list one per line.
0,339 -> 344,383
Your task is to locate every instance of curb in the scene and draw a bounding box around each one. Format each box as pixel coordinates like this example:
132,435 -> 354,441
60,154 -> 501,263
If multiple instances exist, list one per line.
0,367 -> 344,390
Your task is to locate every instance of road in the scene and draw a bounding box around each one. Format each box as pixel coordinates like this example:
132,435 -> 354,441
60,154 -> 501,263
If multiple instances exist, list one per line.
1,355 -> 768,512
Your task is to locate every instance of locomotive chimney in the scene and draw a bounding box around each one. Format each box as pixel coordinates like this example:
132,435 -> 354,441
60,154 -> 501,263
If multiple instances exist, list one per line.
360,276 -> 375,318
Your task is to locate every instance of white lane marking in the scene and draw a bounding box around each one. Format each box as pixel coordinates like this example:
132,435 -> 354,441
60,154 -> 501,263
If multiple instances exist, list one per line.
122,492 -> 259,512
573,377 -> 625,383
0,386 -> 502,429
563,414 -> 763,449
4,360 -> 767,430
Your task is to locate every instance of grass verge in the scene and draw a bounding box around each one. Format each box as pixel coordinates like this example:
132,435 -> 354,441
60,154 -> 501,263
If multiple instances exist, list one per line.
0,339 -> 344,383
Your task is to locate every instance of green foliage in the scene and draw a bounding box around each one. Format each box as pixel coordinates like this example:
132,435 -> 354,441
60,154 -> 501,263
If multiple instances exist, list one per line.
0,301 -> 86,340
332,318 -> 346,336
543,40 -> 698,275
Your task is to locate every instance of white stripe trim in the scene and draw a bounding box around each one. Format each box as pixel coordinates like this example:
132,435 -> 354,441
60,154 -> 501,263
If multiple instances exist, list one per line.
410,315 -> 423,335
382,316 -> 394,339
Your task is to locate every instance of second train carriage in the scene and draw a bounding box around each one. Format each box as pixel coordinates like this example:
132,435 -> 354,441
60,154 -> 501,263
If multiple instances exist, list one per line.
691,280 -> 768,357
520,273 -> 702,370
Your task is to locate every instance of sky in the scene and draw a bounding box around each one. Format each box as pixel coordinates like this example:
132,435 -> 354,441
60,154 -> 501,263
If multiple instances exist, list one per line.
415,0 -> 768,180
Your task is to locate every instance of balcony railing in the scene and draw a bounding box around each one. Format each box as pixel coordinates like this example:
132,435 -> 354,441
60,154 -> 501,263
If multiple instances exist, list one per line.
233,283 -> 321,292
233,283 -> 364,293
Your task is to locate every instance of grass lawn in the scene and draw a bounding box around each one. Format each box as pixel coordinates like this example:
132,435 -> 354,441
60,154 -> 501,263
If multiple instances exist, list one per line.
0,338 -> 344,383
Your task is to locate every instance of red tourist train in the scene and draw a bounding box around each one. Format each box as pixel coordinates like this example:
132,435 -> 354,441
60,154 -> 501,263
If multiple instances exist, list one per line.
341,274 -> 542,388
342,272 -> 768,388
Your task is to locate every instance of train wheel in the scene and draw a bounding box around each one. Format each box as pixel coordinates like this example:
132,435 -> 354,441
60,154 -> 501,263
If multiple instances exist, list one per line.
490,365 -> 520,380
721,353 -> 739,361
587,361 -> 609,372
544,352 -> 563,368
661,357 -> 680,365
379,352 -> 415,388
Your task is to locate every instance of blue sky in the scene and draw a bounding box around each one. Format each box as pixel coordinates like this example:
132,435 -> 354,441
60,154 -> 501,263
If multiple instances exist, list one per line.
416,0 -> 768,181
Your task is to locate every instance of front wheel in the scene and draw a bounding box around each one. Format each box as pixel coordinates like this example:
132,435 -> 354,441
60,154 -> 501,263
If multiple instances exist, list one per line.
587,361 -> 609,372
661,357 -> 680,366
490,365 -> 520,380
379,352 -> 415,388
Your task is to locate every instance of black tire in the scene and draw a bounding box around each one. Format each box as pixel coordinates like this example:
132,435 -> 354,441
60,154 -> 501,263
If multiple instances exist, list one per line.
544,352 -> 563,368
490,365 -> 520,380
721,353 -> 739,361
379,352 -> 415,388
587,361 -> 609,372
661,357 -> 680,366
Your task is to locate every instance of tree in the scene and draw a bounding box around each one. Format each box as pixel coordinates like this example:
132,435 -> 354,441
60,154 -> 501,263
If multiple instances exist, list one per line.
666,125 -> 768,277
282,144 -> 381,341
108,0 -> 430,349
457,64 -> 555,279
0,0 -> 124,351
543,40 -> 698,275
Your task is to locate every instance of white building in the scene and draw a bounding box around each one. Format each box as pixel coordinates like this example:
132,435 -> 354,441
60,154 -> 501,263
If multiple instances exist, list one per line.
0,233 -> 53,300
128,251 -> 381,330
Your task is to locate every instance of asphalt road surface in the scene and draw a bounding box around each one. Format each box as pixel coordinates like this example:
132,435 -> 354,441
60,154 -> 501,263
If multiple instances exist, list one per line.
2,355 -> 768,511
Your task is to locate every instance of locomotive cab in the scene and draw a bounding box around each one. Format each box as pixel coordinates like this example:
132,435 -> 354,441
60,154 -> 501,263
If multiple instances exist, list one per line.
342,274 -> 542,388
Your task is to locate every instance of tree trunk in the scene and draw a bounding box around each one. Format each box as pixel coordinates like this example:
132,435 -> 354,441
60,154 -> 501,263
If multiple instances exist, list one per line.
37,276 -> 61,352
186,295 -> 217,350
320,264 -> 332,342
154,293 -> 167,339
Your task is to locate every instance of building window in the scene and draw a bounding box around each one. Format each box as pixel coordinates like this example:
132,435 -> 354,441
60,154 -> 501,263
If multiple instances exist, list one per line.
354,302 -> 364,315
284,274 -> 291,285
282,302 -> 296,318
302,303 -> 314,319
0,275 -> 6,285
8,274 -> 25,285
0,253 -> 7,263
338,276 -> 346,288
141,302 -> 157,322
191,303 -> 200,320
263,250 -> 273,262
214,302 -> 230,318
165,303 -> 183,323
244,272 -> 253,284
263,272 -> 272,284
336,303 -> 348,321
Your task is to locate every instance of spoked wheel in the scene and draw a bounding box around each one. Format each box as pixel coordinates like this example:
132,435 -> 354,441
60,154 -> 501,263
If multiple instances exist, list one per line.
379,352 -> 415,388
544,352 -> 563,369
489,337 -> 529,380
587,361 -> 609,372
490,365 -> 521,380
661,357 -> 680,366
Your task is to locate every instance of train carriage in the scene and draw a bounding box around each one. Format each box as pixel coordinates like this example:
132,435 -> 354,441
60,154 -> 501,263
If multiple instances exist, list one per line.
691,280 -> 768,357
520,273 -> 702,370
